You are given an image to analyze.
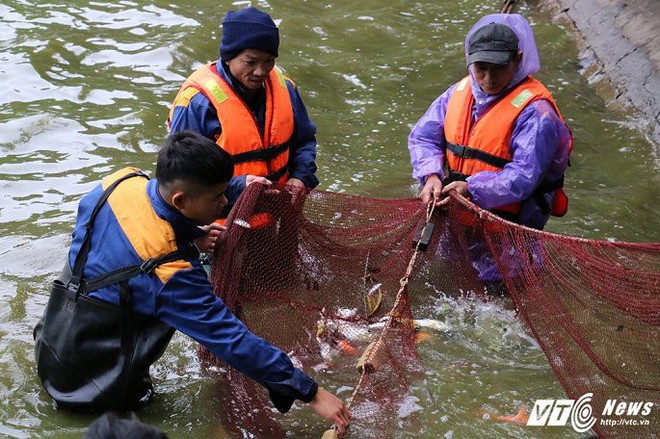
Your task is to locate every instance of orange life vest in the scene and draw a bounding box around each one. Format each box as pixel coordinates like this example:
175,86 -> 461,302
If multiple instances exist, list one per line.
444,75 -> 571,216
169,62 -> 294,184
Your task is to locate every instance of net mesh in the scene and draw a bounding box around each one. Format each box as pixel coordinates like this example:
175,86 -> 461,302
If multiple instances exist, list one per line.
200,184 -> 659,438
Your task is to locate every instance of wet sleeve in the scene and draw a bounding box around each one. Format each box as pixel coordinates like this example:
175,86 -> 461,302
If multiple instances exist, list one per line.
408,86 -> 454,184
168,92 -> 221,140
467,100 -> 562,210
286,81 -> 319,189
156,266 -> 318,412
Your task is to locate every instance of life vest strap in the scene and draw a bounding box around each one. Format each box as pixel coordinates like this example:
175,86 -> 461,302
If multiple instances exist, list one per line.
445,170 -> 470,183
84,245 -> 200,293
446,141 -> 511,169
231,141 -> 289,165
267,164 -> 288,183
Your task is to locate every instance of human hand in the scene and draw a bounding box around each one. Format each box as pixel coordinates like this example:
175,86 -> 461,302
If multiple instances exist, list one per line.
246,175 -> 273,187
309,387 -> 350,435
439,180 -> 469,206
285,177 -> 305,189
285,177 -> 307,204
193,222 -> 226,253
419,174 -> 443,205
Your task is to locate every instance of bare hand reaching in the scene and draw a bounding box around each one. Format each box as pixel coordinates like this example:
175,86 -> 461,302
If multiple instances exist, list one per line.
309,387 -> 350,435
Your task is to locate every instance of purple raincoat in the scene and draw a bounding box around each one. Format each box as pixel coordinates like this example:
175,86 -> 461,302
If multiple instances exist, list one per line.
408,13 -> 572,231
408,14 -> 573,281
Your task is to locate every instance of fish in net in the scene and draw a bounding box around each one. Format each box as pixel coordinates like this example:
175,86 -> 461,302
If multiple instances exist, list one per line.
198,184 -> 659,438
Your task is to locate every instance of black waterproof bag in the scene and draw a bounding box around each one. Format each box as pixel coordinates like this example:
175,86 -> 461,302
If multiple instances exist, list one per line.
33,171 -> 198,411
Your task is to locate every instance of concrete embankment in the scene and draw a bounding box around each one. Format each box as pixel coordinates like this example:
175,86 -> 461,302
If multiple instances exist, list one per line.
537,0 -> 660,149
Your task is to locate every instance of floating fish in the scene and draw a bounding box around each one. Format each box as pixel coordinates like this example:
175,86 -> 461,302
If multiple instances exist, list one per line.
367,283 -> 383,295
317,308 -> 371,342
231,212 -> 277,230
411,318 -> 450,333
316,315 -> 360,363
232,219 -> 250,228
482,405 -> 529,425
362,252 -> 383,318
249,212 -> 276,229
516,332 -> 541,350
414,331 -> 433,344
316,309 -> 450,369
364,282 -> 383,317
337,339 -> 358,356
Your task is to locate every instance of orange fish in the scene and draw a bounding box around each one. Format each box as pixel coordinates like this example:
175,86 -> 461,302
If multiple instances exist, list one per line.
414,331 -> 433,344
249,212 -> 276,229
482,405 -> 529,425
337,339 -> 359,356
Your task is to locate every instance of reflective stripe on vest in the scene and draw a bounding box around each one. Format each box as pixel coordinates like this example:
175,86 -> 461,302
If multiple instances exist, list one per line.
444,76 -> 567,214
169,63 -> 294,184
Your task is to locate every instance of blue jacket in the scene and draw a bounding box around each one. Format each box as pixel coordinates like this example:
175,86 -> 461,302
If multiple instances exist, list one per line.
168,62 -> 319,206
68,167 -> 317,407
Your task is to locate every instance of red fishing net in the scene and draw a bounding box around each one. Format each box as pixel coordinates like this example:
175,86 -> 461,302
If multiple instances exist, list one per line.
201,184 -> 659,438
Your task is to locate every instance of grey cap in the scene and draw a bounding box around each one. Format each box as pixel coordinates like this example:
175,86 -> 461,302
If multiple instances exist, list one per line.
467,22 -> 518,66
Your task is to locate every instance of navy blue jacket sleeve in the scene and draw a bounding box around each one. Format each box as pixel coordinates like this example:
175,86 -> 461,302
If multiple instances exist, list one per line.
168,92 -> 220,140
155,265 -> 317,411
286,81 -> 319,189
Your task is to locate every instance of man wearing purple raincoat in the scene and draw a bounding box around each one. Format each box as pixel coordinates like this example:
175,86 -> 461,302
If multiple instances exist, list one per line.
408,14 -> 572,282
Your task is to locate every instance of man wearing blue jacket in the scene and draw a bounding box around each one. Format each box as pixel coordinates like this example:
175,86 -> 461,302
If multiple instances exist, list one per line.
34,131 -> 348,434
168,6 -> 318,212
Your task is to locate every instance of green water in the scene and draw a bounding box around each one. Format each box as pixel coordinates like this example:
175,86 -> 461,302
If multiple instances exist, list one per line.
0,0 -> 657,437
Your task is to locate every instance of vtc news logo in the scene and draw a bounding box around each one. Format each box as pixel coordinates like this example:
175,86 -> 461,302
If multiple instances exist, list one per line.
527,393 -> 597,432
527,393 -> 655,433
